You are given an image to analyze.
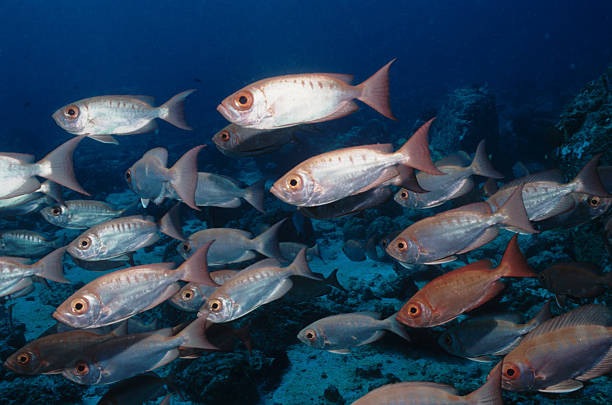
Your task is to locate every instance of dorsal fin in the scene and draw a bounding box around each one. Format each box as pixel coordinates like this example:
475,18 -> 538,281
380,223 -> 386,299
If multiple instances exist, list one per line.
130,95 -> 155,105
243,258 -> 281,271
323,73 -> 354,84
436,152 -> 470,167
0,152 -> 35,163
143,147 -> 168,166
522,305 -> 612,343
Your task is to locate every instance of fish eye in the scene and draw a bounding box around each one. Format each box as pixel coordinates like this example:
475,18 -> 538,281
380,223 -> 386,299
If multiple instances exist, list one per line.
396,238 -> 408,251
407,303 -> 421,318
209,299 -> 223,312
444,334 -> 452,345
16,352 -> 32,365
50,206 -> 62,216
182,243 -> 191,252
70,298 -> 89,314
503,364 -> 520,379
181,288 -> 195,301
125,169 -> 131,182
74,361 -> 89,376
77,237 -> 92,250
63,105 -> 80,119
233,91 -> 254,111
287,175 -> 303,191
304,329 -> 317,341
220,131 -> 231,142
400,190 -> 409,199
589,196 -> 601,207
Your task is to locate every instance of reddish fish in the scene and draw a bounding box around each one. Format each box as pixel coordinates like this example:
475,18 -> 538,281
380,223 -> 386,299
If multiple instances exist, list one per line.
397,235 -> 536,328
217,60 -> 396,129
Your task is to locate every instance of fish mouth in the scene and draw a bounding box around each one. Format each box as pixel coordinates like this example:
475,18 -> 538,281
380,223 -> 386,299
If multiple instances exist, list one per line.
216,104 -> 237,122
52,310 -> 75,327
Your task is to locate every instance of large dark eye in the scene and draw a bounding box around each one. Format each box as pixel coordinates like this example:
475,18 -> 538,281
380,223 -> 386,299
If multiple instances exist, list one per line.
589,196 -> 601,207
304,329 -> 317,341
220,131 -> 231,142
209,299 -> 223,312
50,206 -> 62,216
287,175 -> 302,191
503,364 -> 520,379
182,243 -> 190,252
182,288 -> 195,301
233,91 -> 253,110
400,190 -> 409,199
444,334 -> 452,346
63,105 -> 80,119
71,298 -> 89,314
407,303 -> 421,318
74,361 -> 89,376
16,352 -> 32,365
125,169 -> 131,182
78,237 -> 91,250
396,238 -> 408,251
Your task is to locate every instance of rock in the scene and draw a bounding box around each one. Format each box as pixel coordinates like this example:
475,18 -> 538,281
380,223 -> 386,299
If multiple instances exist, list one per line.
323,385 -> 344,403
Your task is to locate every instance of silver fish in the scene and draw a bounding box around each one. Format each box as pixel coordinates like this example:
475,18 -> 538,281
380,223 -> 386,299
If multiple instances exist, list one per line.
170,270 -> 239,312
279,242 -> 322,262
0,230 -> 63,257
0,180 -> 62,217
125,145 -> 204,210
212,123 -> 297,157
66,205 -> 184,262
298,312 -> 409,354
535,192 -> 612,231
54,243 -> 216,328
52,90 -> 195,144
41,200 -> 130,229
178,219 -> 284,266
0,137 -> 88,199
200,250 -> 321,323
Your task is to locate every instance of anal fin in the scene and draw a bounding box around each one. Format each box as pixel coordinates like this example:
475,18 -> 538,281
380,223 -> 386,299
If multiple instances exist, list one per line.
88,134 -> 119,144
538,379 -> 583,393
455,227 -> 499,255
328,349 -> 351,354
424,256 -> 457,265
308,100 -> 359,124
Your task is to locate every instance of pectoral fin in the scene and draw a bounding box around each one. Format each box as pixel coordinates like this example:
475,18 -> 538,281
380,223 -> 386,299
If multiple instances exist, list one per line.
538,379 -> 583,393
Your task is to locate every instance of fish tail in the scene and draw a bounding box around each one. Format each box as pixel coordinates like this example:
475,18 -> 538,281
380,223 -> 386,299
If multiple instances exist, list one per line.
158,89 -> 196,130
243,179 -> 266,213
524,300 -> 553,331
496,235 -> 537,278
177,240 -> 218,286
395,165 -> 428,193
355,59 -> 397,120
37,136 -> 90,196
288,249 -> 322,280
470,140 -> 504,179
383,312 -> 411,341
176,317 -> 219,351
158,203 -> 186,241
570,153 -> 610,197
252,219 -> 285,259
494,185 -> 537,234
325,268 -> 346,292
31,247 -> 70,283
464,362 -> 503,405
168,145 -> 205,210
39,180 -> 64,204
396,118 -> 444,175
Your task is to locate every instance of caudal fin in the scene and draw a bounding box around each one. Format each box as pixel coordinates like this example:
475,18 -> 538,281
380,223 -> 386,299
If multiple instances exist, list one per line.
571,153 -> 611,197
395,165 -> 428,193
158,203 -> 186,241
465,362 -> 503,405
470,140 -> 504,179
396,119 -> 444,175
252,219 -> 285,259
494,185 -> 537,234
288,249 -> 322,280
39,180 -> 64,205
356,59 -> 397,120
31,247 -> 70,283
159,89 -> 196,130
177,241 -> 218,286
168,145 -> 205,210
176,317 -> 219,351
496,235 -> 537,278
37,136 -> 90,196
382,312 -> 411,341
243,179 -> 266,213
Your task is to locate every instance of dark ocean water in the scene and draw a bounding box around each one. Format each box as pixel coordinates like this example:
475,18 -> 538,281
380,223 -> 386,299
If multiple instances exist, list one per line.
0,1 -> 611,404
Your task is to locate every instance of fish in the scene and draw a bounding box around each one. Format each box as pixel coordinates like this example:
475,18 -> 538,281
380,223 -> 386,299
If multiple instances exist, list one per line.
342,240 -> 367,262
365,230 -> 400,263
52,90 -> 196,144
487,154 -> 610,224
163,173 -> 265,213
438,301 -> 552,362
538,262 -> 612,306
97,373 -> 174,405
387,186 -> 535,265
281,268 -> 346,303
298,312 -> 409,354
501,304 -> 612,393
178,219 -> 284,266
0,180 -> 63,217
0,136 -> 88,199
54,243 -> 217,329
271,119 -> 442,207
279,242 -> 322,262
352,362 -> 502,405
298,187 -> 393,220
394,141 -> 503,209
125,145 -> 204,210
41,199 -> 132,229
212,123 -> 298,157
0,247 -> 69,299
66,204 -> 184,262
0,230 -> 63,257
534,192 -> 612,230
61,317 -> 217,385
598,166 -> 612,192
217,60 -> 396,129
200,249 -> 321,323
170,269 -> 240,312
397,235 -> 537,328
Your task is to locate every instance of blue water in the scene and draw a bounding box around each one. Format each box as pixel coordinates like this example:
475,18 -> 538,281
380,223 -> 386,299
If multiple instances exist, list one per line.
0,1 -> 611,404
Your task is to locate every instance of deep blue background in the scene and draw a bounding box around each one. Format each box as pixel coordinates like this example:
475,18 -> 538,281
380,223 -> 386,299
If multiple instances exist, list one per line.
0,0 -> 610,155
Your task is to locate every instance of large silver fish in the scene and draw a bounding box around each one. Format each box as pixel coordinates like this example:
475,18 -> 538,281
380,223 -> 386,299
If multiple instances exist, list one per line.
170,270 -> 239,312
0,230 -> 63,257
200,250 -> 321,323
271,119 -> 442,207
0,247 -> 69,298
394,141 -> 503,209
125,145 -> 204,210
66,205 -> 184,262
298,312 -> 409,354
386,186 -> 535,265
212,123 -> 298,157
52,90 -> 195,144
178,219 -> 284,266
0,137 -> 88,199
217,61 -> 396,129
54,243 -> 216,328
41,199 -> 130,229
534,192 -> 612,231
